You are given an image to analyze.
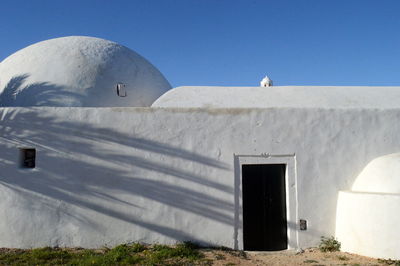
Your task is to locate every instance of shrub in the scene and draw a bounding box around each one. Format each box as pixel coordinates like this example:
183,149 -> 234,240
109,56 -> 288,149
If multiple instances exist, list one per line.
318,236 -> 341,252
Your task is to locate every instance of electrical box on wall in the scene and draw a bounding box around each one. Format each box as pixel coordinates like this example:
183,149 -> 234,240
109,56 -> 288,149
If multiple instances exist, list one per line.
300,219 -> 307,230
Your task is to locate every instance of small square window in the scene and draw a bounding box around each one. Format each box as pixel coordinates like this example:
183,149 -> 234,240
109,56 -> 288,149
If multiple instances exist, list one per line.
20,148 -> 36,168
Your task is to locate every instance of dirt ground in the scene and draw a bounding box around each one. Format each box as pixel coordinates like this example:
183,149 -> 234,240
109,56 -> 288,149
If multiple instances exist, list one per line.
0,246 -> 392,265
202,248 -> 387,266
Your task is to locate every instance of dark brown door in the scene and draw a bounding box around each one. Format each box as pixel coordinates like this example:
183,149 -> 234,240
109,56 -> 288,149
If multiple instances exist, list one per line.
242,164 -> 287,251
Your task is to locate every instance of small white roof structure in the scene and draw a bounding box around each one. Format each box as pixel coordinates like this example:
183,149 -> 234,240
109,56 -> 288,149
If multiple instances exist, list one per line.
0,36 -> 171,107
260,76 -> 273,87
152,86 -> 400,109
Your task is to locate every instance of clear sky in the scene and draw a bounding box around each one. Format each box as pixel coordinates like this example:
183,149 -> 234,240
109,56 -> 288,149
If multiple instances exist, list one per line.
1,0 -> 400,87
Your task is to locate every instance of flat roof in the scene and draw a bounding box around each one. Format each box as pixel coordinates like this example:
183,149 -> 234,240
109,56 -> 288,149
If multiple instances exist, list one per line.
152,86 -> 400,109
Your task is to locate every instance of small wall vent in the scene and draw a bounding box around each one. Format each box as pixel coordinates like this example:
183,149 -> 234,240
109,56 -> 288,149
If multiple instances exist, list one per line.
116,83 -> 127,97
19,148 -> 36,168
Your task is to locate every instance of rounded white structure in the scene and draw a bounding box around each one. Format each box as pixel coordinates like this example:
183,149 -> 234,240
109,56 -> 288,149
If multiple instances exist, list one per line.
336,153 -> 400,259
352,153 -> 400,194
0,36 -> 171,107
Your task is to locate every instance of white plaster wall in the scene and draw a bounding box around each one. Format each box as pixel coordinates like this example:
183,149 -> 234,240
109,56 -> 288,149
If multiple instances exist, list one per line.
336,191 -> 400,259
1,107 -> 400,249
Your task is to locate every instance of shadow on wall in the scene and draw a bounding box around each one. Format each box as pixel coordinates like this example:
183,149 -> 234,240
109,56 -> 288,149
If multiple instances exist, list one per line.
0,74 -> 83,106
0,108 -> 233,245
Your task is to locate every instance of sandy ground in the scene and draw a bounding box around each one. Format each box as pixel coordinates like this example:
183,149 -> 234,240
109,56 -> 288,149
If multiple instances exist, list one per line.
202,248 -> 386,266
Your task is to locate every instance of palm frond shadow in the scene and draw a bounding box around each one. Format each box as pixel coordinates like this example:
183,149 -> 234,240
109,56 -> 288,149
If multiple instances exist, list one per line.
0,74 -> 83,106
0,107 -> 234,244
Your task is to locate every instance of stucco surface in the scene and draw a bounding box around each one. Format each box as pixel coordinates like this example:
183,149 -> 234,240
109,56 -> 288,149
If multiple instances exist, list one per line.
1,107 -> 400,249
152,86 -> 400,108
0,36 -> 171,107
336,191 -> 400,259
335,153 -> 400,259
352,153 -> 400,194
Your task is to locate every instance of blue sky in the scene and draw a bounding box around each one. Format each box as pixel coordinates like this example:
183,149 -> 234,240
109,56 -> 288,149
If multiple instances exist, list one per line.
1,0 -> 400,87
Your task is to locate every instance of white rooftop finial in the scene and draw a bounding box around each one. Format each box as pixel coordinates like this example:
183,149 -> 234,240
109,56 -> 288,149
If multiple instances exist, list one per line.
260,75 -> 273,87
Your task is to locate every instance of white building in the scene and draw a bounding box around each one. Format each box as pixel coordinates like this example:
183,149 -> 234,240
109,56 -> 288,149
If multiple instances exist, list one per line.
1,36 -> 400,259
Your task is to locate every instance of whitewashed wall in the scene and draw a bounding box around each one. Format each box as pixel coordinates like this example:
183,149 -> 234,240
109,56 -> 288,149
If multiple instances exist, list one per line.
0,107 -> 399,249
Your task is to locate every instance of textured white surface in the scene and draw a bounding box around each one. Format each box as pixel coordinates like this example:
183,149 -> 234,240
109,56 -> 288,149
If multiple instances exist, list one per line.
352,153 -> 400,194
0,36 -> 171,107
336,153 -> 400,259
1,106 -> 400,249
152,86 -> 400,108
336,191 -> 400,259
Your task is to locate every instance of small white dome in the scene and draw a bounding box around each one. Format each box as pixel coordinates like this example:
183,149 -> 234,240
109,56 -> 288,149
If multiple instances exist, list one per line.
352,153 -> 400,194
337,153 -> 400,259
260,76 -> 273,87
0,36 -> 171,107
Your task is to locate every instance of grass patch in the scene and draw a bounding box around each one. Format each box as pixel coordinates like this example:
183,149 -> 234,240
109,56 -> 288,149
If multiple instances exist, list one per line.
0,242 -> 204,266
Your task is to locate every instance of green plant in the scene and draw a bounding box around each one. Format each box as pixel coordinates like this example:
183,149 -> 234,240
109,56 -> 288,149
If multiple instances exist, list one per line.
130,242 -> 147,253
318,236 -> 341,252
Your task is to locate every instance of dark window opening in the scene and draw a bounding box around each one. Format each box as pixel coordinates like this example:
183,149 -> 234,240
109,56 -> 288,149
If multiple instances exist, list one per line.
20,148 -> 36,168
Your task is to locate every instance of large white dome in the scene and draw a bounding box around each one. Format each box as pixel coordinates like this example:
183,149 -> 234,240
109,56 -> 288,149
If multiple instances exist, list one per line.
0,36 -> 171,107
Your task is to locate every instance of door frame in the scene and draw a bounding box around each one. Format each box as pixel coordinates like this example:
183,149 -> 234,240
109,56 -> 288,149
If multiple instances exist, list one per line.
234,154 -> 299,250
